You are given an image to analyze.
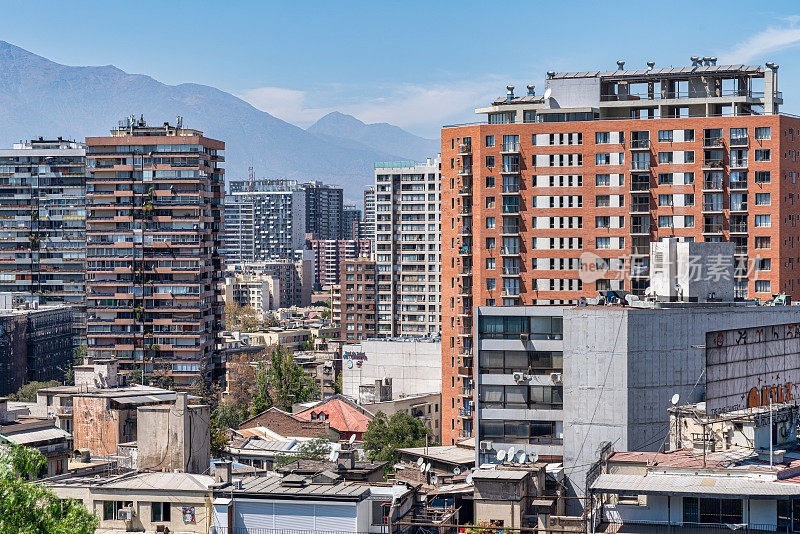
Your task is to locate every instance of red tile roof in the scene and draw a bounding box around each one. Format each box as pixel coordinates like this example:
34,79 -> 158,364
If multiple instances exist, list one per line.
295,395 -> 374,434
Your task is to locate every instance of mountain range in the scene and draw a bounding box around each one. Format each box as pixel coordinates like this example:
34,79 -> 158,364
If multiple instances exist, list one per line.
0,41 -> 440,201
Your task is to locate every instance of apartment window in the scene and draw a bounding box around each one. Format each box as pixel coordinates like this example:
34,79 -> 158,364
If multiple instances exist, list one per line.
755,236 -> 771,249
658,130 -> 673,142
486,217 -> 495,229
658,173 -> 673,185
103,501 -> 133,521
684,151 -> 695,163
755,149 -> 771,161
685,215 -> 695,228
754,171 -> 771,183
755,280 -> 771,293
757,258 -> 771,271
755,193 -> 771,206
658,194 -> 673,207
595,132 -> 610,144
486,196 -> 495,209
594,195 -> 610,208
486,278 -> 496,290
486,299 -> 495,306
658,215 -> 674,228
596,153 -> 611,165
486,156 -> 495,168
683,497 -> 742,525
596,237 -> 611,249
531,134 -> 537,146
595,216 -> 610,228
486,176 -> 495,188
755,214 -> 771,227
684,172 -> 695,185
595,174 -> 610,186
684,129 -> 695,141
486,258 -> 496,269
485,135 -> 495,147
658,151 -> 673,164
152,502 -> 171,522
755,127 -> 771,140
684,194 -> 695,206
486,237 -> 496,249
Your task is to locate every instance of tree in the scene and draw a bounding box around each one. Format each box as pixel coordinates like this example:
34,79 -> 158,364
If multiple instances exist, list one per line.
265,345 -> 318,412
0,445 -> 98,533
225,301 -> 262,333
225,352 -> 256,411
332,372 -> 343,395
9,381 -> 60,402
274,436 -> 331,468
64,345 -> 87,386
363,411 -> 430,467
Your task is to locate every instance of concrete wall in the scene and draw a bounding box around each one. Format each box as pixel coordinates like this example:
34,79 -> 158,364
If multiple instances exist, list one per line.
72,396 -> 129,457
342,340 -> 441,399
136,393 -> 210,474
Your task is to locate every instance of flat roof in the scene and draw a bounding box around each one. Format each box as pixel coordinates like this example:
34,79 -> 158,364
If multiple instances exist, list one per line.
397,445 -> 475,466
592,473 -> 800,499
223,475 -> 371,501
552,64 -> 764,81
472,469 -> 528,481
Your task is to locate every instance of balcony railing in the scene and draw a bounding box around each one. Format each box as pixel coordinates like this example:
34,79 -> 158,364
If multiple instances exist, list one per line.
703,223 -> 724,233
703,159 -> 724,168
630,203 -> 650,213
730,136 -> 749,147
458,143 -> 472,154
501,226 -> 520,234
501,247 -> 520,255
459,226 -> 472,235
459,206 -> 472,215
458,166 -> 472,175
630,160 -> 650,170
729,158 -> 748,168
703,137 -> 724,147
630,139 -> 650,149
702,203 -> 724,212
730,203 -> 748,212
502,267 -> 521,275
458,185 -> 472,195
597,521 -> 777,534
630,181 -> 650,191
729,180 -> 747,190
703,180 -> 724,190
730,222 -> 748,232
501,164 -> 520,173
502,184 -> 520,193
501,142 -> 520,153
631,224 -> 650,234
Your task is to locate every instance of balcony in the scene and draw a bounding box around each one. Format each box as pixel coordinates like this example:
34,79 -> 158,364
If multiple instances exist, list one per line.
458,143 -> 472,155
703,137 -> 724,148
730,203 -> 748,212
729,158 -> 748,169
702,180 -> 724,191
501,184 -> 520,194
458,307 -> 472,316
459,226 -> 472,235
729,180 -> 748,190
457,366 -> 473,378
631,245 -> 650,255
730,136 -> 749,147
459,267 -> 472,276
502,267 -> 521,276
501,226 -> 520,235
501,164 -> 520,174
630,160 -> 650,171
501,142 -> 520,154
630,224 -> 650,235
630,202 -> 650,213
701,203 -> 724,213
458,185 -> 472,195
458,285 -> 472,296
630,181 -> 650,192
458,246 -> 472,256
703,223 -> 724,234
458,407 -> 473,417
458,165 -> 472,176
702,159 -> 724,169
460,387 -> 474,398
630,139 -> 650,150
459,206 -> 472,215
734,245 -> 748,255
730,222 -> 748,233
501,247 -> 521,256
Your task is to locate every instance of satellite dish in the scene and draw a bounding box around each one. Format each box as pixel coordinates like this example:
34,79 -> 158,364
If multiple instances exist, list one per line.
544,88 -> 552,99
419,462 -> 425,472
425,463 -> 432,473
453,466 -> 462,475
417,458 -> 424,467
348,434 -> 356,445
518,452 -> 526,463
532,453 -> 539,463
496,449 -> 506,462
508,446 -> 516,460
671,393 -> 680,405
328,449 -> 337,462
466,473 -> 474,484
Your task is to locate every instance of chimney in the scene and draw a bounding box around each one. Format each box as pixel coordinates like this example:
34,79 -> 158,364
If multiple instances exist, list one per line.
506,85 -> 515,103
616,60 -> 625,70
214,460 -> 233,485
526,84 -> 535,96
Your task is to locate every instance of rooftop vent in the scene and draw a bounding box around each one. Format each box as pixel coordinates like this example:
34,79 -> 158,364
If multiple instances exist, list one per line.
703,56 -> 712,66
506,85 -> 515,102
526,84 -> 535,96
710,57 -> 717,66
616,60 -> 625,70
691,56 -> 701,67
766,62 -> 779,71
546,70 -> 556,79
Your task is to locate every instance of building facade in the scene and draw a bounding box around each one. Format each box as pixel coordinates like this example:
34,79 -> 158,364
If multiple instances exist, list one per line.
224,253 -> 313,310
342,203 -> 362,240
222,199 -> 254,263
336,258 -> 377,341
0,138 -> 87,344
375,157 -> 442,337
308,238 -> 371,288
226,179 -> 307,261
85,116 -> 225,386
441,59 -> 795,443
362,186 -> 376,241
302,181 -> 344,240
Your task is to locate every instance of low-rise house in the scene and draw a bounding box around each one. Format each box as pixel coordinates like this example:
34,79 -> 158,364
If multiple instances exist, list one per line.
363,392 -> 441,443
395,439 -> 475,488
472,466 -> 551,531
294,394 -> 374,442
210,462 -> 414,533
239,406 -> 337,439
47,471 -> 214,533
0,397 -> 71,477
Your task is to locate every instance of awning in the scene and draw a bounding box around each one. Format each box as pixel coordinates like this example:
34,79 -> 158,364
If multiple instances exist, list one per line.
591,473 -> 800,499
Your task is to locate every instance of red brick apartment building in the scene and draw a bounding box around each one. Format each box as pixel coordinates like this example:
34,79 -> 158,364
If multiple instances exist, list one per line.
334,257 -> 377,341
85,116 -> 225,387
440,58 -> 800,443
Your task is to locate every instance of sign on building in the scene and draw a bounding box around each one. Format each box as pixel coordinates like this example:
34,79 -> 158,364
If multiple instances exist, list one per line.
705,324 -> 800,416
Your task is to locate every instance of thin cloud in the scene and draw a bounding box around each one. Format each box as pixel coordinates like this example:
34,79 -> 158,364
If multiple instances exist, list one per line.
237,79 -> 505,138
719,20 -> 800,64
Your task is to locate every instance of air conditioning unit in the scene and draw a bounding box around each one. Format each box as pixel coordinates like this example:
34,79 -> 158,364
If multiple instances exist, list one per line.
479,440 -> 493,452
550,372 -> 563,384
513,371 -> 526,382
117,508 -> 134,521
520,333 -> 529,342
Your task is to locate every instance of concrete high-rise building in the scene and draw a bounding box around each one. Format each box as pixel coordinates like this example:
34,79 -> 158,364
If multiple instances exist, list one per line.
224,251 -> 313,310
222,200 -> 255,263
362,186 -> 376,241
374,158 -> 441,337
342,204 -> 361,240
441,59 -> 793,443
0,138 -> 87,343
302,181 -> 343,241
227,179 -> 307,261
85,116 -> 225,387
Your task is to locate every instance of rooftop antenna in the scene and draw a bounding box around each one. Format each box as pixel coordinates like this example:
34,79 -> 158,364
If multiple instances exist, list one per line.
496,449 -> 506,462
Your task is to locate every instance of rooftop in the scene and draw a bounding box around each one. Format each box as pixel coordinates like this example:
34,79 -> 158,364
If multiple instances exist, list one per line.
397,444 -> 476,466
46,471 -> 214,492
218,475 -> 371,501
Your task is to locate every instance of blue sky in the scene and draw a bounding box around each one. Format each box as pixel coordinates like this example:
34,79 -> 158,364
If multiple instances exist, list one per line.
5,0 -> 800,137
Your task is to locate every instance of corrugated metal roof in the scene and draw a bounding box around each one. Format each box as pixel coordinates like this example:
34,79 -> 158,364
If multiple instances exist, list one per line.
231,475 -> 371,500
591,473 -> 800,498
2,426 -> 70,445
472,469 -> 528,481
